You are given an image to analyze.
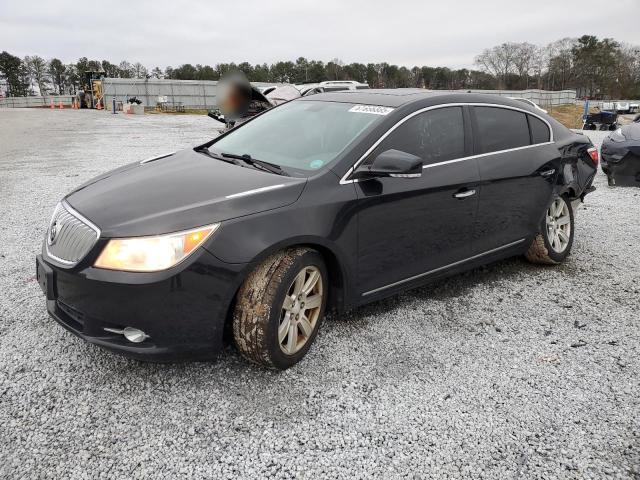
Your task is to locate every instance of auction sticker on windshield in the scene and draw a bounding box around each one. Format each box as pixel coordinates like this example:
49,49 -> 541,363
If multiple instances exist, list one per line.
348,105 -> 394,115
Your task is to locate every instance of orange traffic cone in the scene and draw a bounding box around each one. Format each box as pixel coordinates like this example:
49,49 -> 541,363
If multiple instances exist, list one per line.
58,101 -> 64,109
50,99 -> 54,109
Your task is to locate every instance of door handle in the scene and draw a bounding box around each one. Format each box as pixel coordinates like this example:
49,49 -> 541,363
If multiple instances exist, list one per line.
540,168 -> 556,177
454,189 -> 476,199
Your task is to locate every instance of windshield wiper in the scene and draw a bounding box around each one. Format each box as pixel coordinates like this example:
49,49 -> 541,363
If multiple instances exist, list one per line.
194,147 -> 241,165
221,152 -> 289,176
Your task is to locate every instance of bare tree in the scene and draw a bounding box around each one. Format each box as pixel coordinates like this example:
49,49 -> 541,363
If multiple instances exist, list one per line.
545,38 -> 577,90
150,67 -> 163,79
132,62 -> 147,79
475,43 -> 519,88
512,43 -> 536,88
24,55 -> 49,94
48,58 -> 66,94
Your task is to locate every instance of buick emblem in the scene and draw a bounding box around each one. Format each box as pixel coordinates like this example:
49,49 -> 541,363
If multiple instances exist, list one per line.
48,221 -> 58,245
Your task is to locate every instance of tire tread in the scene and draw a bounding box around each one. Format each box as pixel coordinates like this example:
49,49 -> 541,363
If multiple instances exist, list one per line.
232,247 -> 310,368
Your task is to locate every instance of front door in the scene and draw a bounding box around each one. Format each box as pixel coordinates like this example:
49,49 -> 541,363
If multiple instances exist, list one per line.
353,106 -> 480,297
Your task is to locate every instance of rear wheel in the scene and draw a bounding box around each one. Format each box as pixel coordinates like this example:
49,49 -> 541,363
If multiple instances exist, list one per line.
232,248 -> 328,369
525,195 -> 574,264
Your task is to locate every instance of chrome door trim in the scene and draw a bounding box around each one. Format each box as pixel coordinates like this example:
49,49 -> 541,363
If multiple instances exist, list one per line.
361,238 -> 526,297
340,102 -> 554,185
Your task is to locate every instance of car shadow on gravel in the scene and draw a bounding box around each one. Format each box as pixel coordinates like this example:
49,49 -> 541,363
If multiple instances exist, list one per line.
336,255 -> 537,323
66,255 -> 555,379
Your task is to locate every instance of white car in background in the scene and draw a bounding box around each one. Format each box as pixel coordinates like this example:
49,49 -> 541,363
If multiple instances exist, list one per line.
508,97 -> 548,113
616,102 -> 631,113
296,80 -> 370,96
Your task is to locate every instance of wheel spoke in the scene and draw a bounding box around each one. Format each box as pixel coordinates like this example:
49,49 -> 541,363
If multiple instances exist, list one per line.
554,200 -> 563,218
278,316 -> 291,344
558,229 -> 569,242
556,215 -> 570,226
286,322 -> 297,354
305,294 -> 322,309
302,270 -> 320,295
298,315 -> 313,338
293,271 -> 305,296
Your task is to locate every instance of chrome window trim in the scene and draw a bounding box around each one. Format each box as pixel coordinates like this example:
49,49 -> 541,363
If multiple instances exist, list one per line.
44,200 -> 101,268
362,238 -> 526,297
340,102 -> 554,185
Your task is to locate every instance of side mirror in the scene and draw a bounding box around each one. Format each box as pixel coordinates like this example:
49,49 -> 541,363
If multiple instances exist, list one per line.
352,149 -> 423,180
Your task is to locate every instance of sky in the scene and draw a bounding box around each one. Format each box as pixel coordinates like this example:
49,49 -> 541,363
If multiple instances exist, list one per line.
1,0 -> 639,69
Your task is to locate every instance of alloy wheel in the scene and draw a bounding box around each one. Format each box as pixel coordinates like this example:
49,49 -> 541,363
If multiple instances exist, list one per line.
546,197 -> 571,253
278,266 -> 323,355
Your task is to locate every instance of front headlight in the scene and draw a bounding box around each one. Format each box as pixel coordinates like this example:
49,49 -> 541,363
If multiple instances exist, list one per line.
94,224 -> 219,272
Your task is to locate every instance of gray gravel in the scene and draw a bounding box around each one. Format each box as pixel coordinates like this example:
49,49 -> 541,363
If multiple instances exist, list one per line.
1,109 -> 639,479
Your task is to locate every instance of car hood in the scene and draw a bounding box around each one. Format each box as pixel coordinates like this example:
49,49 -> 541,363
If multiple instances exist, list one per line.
65,148 -> 306,237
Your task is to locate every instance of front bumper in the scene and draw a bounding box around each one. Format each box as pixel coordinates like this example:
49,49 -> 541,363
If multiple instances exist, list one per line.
36,249 -> 246,361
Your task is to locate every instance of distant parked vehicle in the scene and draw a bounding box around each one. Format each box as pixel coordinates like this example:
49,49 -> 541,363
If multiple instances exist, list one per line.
629,103 -> 639,114
508,97 -> 548,113
582,110 -> 618,131
296,80 -> 370,96
601,122 -> 640,186
615,102 -> 631,114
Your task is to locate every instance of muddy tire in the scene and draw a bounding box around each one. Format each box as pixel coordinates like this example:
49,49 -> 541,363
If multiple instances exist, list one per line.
525,195 -> 575,265
232,247 -> 328,369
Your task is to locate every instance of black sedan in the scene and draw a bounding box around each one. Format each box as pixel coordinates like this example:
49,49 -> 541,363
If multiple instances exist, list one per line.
601,121 -> 640,186
36,90 -> 598,369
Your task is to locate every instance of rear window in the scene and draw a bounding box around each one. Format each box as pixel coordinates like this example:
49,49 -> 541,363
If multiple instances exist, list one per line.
528,115 -> 551,144
474,107 -> 530,154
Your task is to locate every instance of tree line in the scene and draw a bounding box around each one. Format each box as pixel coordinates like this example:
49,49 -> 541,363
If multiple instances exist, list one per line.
1,35 -> 638,99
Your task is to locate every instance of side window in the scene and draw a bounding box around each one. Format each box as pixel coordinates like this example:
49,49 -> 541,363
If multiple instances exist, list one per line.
371,107 -> 465,166
474,107 -> 530,154
528,115 -> 551,144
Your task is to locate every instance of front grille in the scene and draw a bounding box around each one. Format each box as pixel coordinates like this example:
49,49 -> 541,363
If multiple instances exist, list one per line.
45,202 -> 99,267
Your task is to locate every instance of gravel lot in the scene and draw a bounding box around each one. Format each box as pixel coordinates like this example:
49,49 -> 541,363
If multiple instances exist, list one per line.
1,109 -> 638,479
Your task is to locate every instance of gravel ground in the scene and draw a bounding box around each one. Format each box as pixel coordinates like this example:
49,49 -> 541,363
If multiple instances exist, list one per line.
0,109 -> 638,479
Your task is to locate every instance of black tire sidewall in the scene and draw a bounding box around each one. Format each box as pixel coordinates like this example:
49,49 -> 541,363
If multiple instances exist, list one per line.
541,196 -> 575,263
266,251 -> 328,369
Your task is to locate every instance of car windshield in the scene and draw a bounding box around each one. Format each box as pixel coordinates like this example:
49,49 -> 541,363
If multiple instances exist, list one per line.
209,101 -> 388,175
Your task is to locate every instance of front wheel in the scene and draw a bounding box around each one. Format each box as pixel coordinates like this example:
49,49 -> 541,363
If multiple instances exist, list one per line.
525,195 -> 575,264
232,248 -> 328,369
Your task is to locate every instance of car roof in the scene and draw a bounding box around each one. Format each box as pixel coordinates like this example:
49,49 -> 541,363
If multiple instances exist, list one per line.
299,88 -> 539,110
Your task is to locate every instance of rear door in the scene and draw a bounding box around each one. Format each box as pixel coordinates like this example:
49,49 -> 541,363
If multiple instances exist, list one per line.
470,106 -> 556,254
354,106 -> 480,297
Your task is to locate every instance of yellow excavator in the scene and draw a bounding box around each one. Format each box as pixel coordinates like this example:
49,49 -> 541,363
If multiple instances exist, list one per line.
76,70 -> 104,109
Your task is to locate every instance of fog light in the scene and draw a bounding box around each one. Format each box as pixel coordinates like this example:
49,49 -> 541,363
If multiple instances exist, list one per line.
123,327 -> 148,343
103,326 -> 149,343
